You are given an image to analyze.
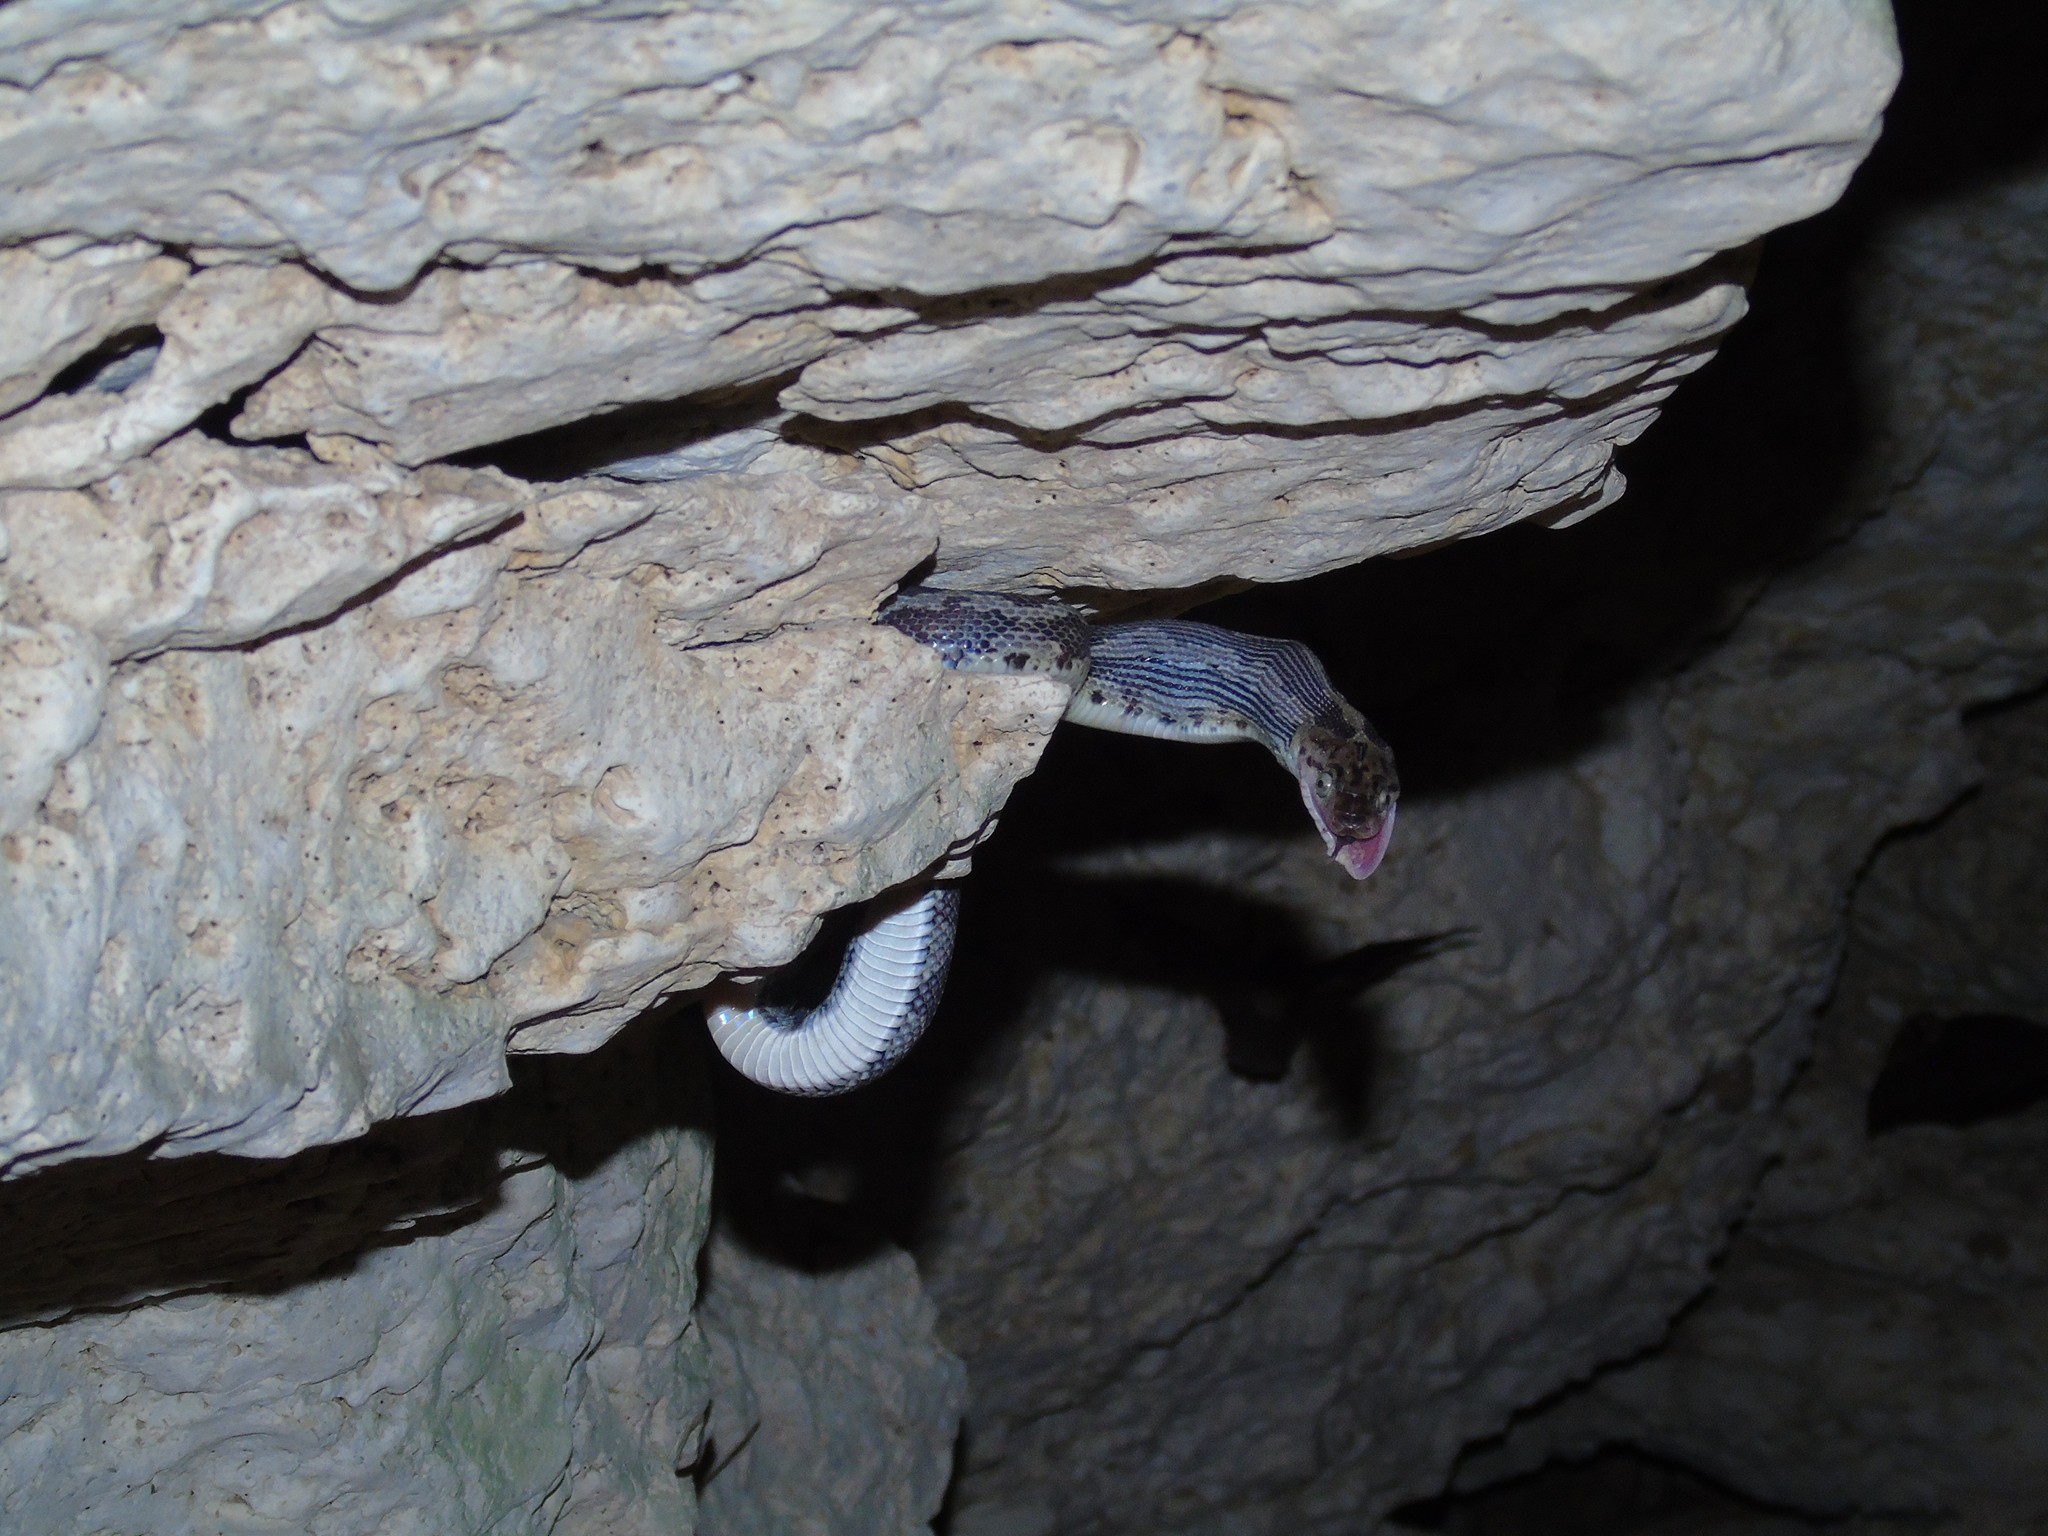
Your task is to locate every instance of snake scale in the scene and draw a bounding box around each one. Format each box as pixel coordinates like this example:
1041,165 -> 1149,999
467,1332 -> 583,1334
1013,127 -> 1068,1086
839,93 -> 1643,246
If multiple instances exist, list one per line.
705,589 -> 1399,1095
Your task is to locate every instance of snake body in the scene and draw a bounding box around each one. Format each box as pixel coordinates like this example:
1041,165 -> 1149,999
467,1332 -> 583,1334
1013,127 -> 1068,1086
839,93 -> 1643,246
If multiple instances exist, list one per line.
704,590 -> 1399,1095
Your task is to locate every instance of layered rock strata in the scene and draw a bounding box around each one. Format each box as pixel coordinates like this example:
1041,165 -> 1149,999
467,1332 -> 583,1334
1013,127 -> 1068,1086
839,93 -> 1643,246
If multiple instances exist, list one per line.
2,0 -> 1894,1172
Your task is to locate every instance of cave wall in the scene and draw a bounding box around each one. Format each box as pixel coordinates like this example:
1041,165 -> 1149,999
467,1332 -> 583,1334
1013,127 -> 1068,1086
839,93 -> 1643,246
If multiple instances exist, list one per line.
695,1228 -> 966,1535
706,9 -> 2048,1532
1455,688 -> 2048,1529
1435,21 -> 2048,1525
898,23 -> 2041,1533
0,3 -> 1916,1532
0,1020 -> 714,1534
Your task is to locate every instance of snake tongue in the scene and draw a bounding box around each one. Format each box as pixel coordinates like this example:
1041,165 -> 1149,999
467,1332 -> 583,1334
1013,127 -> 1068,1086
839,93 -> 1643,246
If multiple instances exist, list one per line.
1332,803 -> 1396,880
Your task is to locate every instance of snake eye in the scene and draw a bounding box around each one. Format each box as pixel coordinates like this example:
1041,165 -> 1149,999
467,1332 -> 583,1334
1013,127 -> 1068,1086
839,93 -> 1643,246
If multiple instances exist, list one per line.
1314,770 -> 1335,800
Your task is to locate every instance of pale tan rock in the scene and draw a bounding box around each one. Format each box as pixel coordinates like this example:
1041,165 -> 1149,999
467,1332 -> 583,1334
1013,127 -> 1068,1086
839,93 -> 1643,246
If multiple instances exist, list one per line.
0,239 -> 187,417
0,447 -> 1061,1168
0,263 -> 349,491
0,434 -> 521,660
0,1 -> 1896,589
0,3 -> 1893,302
233,261 -> 916,466
0,618 -> 106,835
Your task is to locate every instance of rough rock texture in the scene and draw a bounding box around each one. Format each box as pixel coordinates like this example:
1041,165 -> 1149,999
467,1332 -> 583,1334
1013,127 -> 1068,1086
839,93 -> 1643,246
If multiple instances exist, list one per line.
910,472 -> 2046,1535
0,1020 -> 714,1535
1455,691 -> 2048,1528
700,18 -> 2047,1530
949,115 -> 2044,1536
1432,64 -> 2048,1528
0,435 -> 1064,1171
1,0 -> 1893,1178
696,1227 -> 967,1535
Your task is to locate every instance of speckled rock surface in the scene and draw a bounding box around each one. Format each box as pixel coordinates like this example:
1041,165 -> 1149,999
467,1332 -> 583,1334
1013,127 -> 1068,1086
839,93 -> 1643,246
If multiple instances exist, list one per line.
0,0 -> 1892,1178
0,437 -> 1065,1170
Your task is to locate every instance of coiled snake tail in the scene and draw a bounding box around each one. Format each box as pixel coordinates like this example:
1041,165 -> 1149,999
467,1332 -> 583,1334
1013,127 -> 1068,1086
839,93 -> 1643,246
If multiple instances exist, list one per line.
704,884 -> 961,1097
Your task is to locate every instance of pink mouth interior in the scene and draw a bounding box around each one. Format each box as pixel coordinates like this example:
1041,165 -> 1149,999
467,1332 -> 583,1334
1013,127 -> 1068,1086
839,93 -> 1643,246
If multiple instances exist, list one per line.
1334,803 -> 1396,880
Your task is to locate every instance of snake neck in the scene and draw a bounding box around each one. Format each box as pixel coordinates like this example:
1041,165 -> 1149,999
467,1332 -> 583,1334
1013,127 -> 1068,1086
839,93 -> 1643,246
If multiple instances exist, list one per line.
884,591 -> 1399,880
1074,620 -> 1334,758
880,589 -> 1091,685
1080,618 -> 1399,878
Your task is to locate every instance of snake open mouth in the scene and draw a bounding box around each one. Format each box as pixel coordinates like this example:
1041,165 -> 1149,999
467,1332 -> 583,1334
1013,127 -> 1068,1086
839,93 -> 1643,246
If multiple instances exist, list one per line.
1333,803 -> 1397,880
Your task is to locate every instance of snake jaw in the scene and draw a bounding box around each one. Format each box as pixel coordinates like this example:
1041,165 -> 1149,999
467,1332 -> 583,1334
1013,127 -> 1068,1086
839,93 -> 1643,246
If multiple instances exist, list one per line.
1331,802 -> 1396,879
1295,717 -> 1400,881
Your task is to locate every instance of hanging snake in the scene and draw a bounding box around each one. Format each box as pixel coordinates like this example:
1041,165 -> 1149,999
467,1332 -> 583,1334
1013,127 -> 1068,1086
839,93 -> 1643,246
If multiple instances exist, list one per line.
704,590 -> 1399,1095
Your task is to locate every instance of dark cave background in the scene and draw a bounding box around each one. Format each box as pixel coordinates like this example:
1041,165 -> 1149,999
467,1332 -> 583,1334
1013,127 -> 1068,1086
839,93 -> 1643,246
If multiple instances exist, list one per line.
708,2 -> 2048,1529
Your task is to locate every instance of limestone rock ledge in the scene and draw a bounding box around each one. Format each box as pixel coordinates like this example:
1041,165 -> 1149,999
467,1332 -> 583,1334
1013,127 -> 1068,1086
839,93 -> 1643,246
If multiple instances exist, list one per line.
0,1 -> 1894,1179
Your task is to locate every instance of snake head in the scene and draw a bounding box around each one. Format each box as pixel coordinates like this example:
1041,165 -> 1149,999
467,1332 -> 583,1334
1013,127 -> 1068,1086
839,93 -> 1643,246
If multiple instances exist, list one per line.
1295,716 -> 1400,880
